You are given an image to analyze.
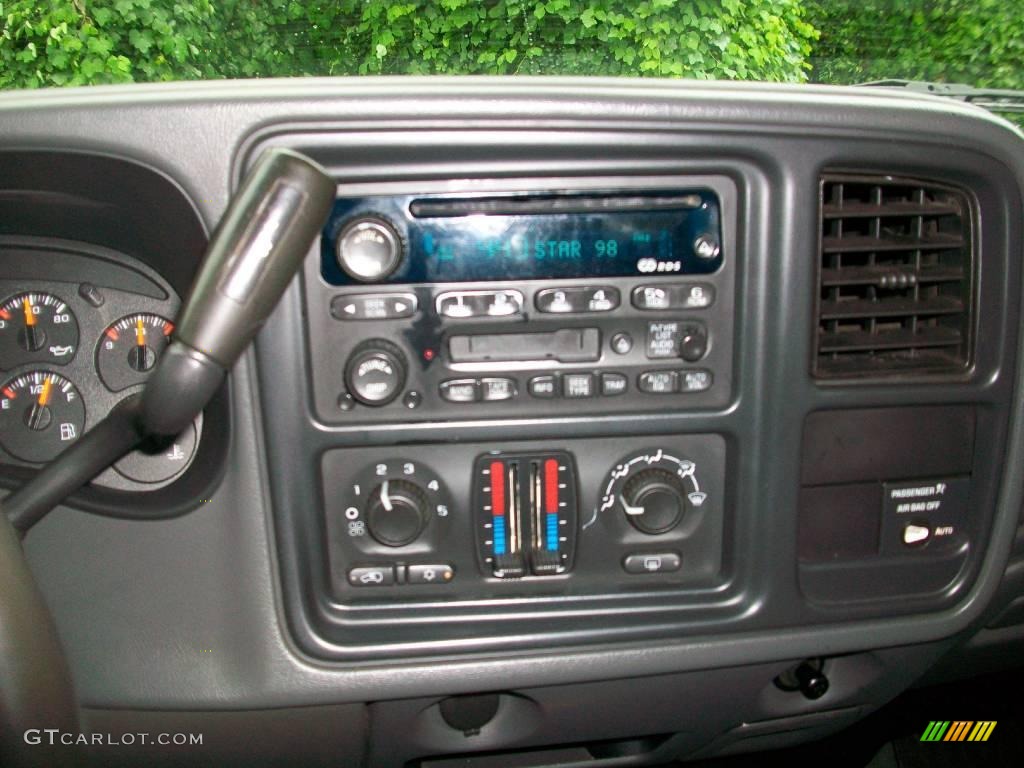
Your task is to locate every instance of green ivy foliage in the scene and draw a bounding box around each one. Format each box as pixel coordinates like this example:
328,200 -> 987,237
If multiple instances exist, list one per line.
806,0 -> 1024,90
0,0 -> 220,87
1,0 -> 818,88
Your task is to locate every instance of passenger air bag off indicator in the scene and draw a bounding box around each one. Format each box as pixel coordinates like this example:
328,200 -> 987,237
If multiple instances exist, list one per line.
881,478 -> 970,555
474,451 -> 578,578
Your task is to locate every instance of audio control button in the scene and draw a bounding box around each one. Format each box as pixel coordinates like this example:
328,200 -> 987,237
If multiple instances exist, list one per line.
440,379 -> 480,403
601,373 -> 628,396
623,552 -> 682,574
647,321 -> 682,358
345,341 -> 407,406
336,216 -> 403,282
611,332 -> 633,355
638,370 -> 677,393
331,293 -> 417,320
563,373 -> 595,398
480,378 -> 516,401
528,375 -> 557,398
680,369 -> 713,392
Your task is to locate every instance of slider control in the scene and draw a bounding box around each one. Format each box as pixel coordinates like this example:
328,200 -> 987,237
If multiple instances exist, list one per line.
474,452 -> 578,578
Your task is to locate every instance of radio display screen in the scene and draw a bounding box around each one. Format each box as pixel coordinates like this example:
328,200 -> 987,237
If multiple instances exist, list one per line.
321,190 -> 722,285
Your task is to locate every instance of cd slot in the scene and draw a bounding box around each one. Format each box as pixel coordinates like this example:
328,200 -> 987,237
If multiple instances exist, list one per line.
409,193 -> 703,218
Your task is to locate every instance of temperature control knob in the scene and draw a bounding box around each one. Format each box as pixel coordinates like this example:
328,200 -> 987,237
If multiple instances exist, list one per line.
345,340 -> 406,406
366,479 -> 428,547
621,469 -> 687,534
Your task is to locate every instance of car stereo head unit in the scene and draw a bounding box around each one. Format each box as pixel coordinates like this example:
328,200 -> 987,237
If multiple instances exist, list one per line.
303,179 -> 736,425
320,190 -> 723,285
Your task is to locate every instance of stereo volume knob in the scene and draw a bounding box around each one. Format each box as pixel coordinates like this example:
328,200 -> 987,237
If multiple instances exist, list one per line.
336,215 -> 403,282
621,469 -> 687,534
345,340 -> 406,406
366,479 -> 428,547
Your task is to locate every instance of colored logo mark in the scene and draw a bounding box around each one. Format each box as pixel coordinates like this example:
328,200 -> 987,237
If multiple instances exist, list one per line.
921,721 -> 997,742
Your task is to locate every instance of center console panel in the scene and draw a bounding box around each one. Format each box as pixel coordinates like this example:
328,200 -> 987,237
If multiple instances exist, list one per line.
247,106 -> 1019,665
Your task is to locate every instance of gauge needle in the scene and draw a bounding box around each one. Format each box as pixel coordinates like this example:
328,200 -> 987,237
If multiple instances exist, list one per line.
25,375 -> 52,431
22,297 -> 36,327
20,296 -> 44,352
136,317 -> 147,346
37,376 -> 52,408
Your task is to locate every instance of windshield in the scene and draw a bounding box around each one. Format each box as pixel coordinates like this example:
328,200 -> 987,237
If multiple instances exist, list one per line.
0,2 -> 1020,116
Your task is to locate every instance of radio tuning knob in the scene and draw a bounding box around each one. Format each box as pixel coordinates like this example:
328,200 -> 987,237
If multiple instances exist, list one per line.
621,469 -> 688,535
366,479 -> 428,547
335,215 -> 403,282
344,339 -> 407,406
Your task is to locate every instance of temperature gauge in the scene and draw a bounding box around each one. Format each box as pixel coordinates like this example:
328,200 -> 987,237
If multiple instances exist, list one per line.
0,371 -> 85,463
96,314 -> 173,392
0,292 -> 79,369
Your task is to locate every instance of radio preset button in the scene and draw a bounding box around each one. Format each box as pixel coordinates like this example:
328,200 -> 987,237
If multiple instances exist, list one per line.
480,378 -> 517,401
600,373 -> 628,396
331,292 -> 417,321
528,375 -> 558,398
680,283 -> 715,309
440,379 -> 480,403
336,217 -> 403,282
638,370 -> 677,394
535,286 -> 620,314
633,285 -> 672,311
632,283 -> 716,310
563,373 -> 595,398
436,290 -> 524,319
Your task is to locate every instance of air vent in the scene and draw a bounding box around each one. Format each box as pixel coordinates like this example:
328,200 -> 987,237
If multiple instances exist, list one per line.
814,175 -> 974,378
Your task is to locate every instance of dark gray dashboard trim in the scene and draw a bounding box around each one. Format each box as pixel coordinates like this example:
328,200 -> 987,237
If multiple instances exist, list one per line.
4,78 -> 1022,708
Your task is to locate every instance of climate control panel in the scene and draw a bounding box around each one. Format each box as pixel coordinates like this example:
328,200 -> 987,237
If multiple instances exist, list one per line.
321,435 -> 725,601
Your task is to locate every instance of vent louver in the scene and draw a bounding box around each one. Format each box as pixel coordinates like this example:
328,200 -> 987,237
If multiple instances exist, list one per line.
814,175 -> 974,378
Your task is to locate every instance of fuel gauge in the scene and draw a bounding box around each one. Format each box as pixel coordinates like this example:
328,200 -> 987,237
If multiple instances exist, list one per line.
96,313 -> 173,392
0,371 -> 85,463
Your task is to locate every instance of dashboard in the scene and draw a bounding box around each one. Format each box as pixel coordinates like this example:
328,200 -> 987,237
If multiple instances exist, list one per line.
1,79 -> 1023,767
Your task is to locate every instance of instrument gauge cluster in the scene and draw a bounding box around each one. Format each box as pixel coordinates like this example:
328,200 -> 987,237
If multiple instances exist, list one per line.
0,240 -> 201,491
